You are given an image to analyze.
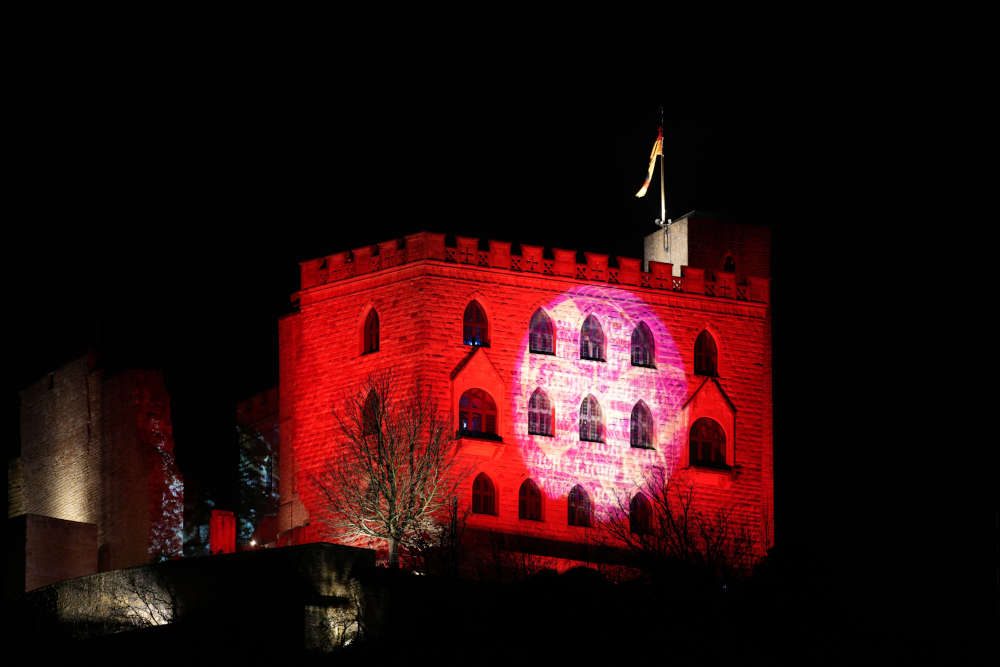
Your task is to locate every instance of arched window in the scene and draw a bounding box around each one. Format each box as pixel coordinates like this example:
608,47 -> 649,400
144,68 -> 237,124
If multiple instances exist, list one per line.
463,301 -> 489,347
363,309 -> 380,354
580,315 -> 605,361
579,395 -> 603,442
529,308 -> 555,354
518,479 -> 542,521
690,417 -> 727,468
694,330 -> 718,377
459,389 -> 498,438
723,255 -> 736,273
362,390 -> 379,435
528,389 -> 554,436
567,485 -> 592,527
631,321 -> 655,367
630,493 -> 652,535
472,473 -> 497,515
630,401 -> 653,449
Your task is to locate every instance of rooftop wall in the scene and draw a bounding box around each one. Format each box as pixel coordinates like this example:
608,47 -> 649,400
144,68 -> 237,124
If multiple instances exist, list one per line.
298,232 -> 770,304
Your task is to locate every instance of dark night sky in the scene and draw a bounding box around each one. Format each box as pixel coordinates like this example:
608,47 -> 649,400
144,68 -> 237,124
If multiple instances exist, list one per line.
7,41 -> 970,637
7,64 -> 796,490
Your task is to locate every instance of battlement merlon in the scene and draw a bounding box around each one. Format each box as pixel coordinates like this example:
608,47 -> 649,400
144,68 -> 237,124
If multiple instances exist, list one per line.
296,231 -> 770,305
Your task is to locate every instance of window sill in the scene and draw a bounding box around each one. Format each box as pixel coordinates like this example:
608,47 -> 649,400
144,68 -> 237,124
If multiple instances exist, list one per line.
687,463 -> 735,474
457,431 -> 502,442
529,350 -> 556,356
631,362 -> 656,369
630,444 -> 656,450
528,431 -> 554,438
580,357 -> 606,363
457,437 -> 502,456
685,464 -> 738,487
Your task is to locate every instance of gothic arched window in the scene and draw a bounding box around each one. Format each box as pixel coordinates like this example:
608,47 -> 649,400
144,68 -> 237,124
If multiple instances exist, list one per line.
579,395 -> 603,443
362,390 -> 379,435
363,309 -> 380,354
518,479 -> 542,521
463,301 -> 489,347
631,321 -> 655,367
472,473 -> 497,515
630,493 -> 652,535
459,389 -> 498,438
580,315 -> 605,361
690,417 -> 727,468
694,330 -> 718,377
528,389 -> 554,437
630,401 -> 653,449
567,485 -> 592,527
529,309 -> 555,355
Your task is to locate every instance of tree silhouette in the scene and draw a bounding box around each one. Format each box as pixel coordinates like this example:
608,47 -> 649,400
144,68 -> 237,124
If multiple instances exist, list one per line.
604,466 -> 756,582
314,372 -> 459,568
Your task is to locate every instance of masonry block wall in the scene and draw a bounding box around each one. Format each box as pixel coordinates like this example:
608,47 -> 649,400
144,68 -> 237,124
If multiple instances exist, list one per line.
686,215 -> 771,280
279,229 -> 773,563
15,357 -> 103,528
10,357 -> 183,591
100,369 -> 183,569
12,514 -> 98,592
644,212 -> 771,282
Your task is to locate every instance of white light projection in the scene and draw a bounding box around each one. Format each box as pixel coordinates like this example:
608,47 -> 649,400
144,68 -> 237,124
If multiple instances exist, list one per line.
511,284 -> 688,515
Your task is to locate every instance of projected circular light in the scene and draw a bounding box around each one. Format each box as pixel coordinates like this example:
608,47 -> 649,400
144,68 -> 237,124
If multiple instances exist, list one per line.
511,284 -> 687,515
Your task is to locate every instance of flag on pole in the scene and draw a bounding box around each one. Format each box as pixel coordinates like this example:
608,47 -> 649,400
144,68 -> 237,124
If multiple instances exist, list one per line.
635,127 -> 663,198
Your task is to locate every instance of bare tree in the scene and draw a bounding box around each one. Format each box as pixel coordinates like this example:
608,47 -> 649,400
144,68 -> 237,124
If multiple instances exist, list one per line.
313,372 -> 459,568
603,467 -> 756,582
106,569 -> 177,631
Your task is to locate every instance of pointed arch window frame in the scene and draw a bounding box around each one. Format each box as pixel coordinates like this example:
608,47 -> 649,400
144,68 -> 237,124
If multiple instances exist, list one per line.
529,308 -> 555,355
630,400 -> 654,449
689,417 -> 728,469
694,330 -> 719,377
463,301 -> 490,347
458,388 -> 501,441
579,395 -> 604,443
362,308 -> 380,355
630,321 -> 655,368
567,485 -> 592,528
518,478 -> 543,521
630,493 -> 652,535
580,314 -> 606,362
472,472 -> 498,515
528,388 -> 554,437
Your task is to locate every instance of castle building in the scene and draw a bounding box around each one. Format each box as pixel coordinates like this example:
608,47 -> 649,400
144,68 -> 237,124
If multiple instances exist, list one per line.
7,355 -> 183,593
277,212 -> 773,567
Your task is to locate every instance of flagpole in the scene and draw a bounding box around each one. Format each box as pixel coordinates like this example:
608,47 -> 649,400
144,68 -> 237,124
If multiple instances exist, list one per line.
658,105 -> 667,225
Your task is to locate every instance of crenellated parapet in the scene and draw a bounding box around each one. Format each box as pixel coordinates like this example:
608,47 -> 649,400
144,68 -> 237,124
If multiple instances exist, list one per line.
299,232 -> 769,304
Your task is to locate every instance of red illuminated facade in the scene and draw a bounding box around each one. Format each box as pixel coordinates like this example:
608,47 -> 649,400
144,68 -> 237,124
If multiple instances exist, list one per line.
278,213 -> 773,567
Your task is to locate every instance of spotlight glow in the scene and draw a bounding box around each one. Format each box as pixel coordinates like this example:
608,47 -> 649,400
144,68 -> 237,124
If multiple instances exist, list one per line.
511,285 -> 688,513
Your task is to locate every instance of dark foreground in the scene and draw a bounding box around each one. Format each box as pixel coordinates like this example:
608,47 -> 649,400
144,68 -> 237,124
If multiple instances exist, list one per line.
6,543 -> 989,666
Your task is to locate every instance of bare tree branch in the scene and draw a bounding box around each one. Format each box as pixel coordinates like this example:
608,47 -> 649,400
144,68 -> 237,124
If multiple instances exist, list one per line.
313,371 -> 459,568
601,466 -> 756,582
